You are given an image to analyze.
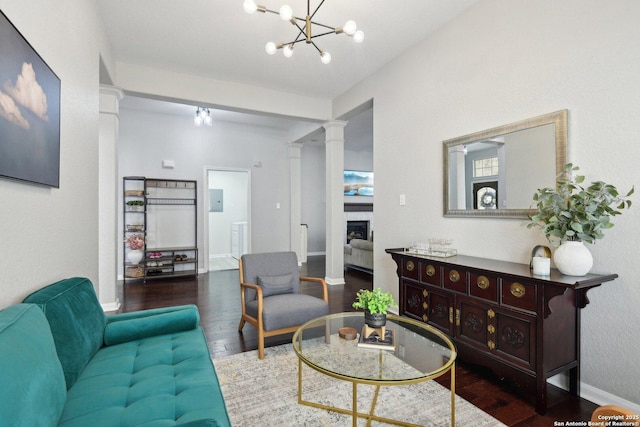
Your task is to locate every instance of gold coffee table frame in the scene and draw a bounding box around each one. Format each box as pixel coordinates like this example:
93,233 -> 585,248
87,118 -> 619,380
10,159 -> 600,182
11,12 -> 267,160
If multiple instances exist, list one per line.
292,312 -> 457,427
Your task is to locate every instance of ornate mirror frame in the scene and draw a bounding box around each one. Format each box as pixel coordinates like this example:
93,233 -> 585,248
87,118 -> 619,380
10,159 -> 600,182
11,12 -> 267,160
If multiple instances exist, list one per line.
443,110 -> 567,219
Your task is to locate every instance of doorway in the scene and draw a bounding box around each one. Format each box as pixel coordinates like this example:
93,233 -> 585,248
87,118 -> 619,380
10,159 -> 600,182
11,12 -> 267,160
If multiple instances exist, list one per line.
206,169 -> 250,271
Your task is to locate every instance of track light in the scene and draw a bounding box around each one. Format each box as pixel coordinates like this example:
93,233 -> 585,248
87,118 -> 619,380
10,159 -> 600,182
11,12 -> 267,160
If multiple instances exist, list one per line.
194,107 -> 212,127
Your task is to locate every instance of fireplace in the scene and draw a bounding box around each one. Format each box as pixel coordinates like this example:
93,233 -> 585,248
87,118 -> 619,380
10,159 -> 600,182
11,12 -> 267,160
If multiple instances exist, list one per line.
346,220 -> 369,243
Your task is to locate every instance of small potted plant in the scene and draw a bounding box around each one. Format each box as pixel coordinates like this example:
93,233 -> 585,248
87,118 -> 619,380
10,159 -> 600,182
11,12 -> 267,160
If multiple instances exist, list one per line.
352,287 -> 397,327
527,163 -> 633,275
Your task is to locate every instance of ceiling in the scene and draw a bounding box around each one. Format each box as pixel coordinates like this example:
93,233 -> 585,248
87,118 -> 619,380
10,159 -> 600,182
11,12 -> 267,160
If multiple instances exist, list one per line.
101,0 -> 479,142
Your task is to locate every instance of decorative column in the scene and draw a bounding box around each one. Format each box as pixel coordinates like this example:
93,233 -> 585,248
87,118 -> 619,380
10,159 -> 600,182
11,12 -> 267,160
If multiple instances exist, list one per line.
289,142 -> 303,264
98,85 -> 123,311
323,121 -> 347,285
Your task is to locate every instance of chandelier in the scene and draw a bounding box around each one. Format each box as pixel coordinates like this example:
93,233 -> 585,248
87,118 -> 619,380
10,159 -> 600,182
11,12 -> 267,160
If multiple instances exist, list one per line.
243,0 -> 364,64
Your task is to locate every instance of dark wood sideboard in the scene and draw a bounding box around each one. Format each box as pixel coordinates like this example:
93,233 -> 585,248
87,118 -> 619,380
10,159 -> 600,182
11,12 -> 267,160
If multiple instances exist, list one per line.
385,248 -> 618,414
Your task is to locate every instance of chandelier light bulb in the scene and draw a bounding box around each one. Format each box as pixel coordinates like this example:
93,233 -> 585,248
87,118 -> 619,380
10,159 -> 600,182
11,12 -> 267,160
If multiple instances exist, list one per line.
279,4 -> 293,21
283,44 -> 294,58
353,30 -> 364,43
204,109 -> 213,127
243,0 -> 258,14
343,20 -> 357,36
320,51 -> 331,64
194,109 -> 203,127
265,42 -> 277,55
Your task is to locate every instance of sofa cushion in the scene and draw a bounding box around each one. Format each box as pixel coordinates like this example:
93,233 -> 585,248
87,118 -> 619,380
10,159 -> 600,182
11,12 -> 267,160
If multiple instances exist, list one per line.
257,273 -> 294,297
349,238 -> 374,250
0,304 -> 67,426
104,305 -> 200,346
58,327 -> 230,427
23,277 -> 107,389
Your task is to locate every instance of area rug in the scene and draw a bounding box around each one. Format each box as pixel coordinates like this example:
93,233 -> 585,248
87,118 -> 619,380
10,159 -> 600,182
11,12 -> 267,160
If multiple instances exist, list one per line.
213,340 -> 506,426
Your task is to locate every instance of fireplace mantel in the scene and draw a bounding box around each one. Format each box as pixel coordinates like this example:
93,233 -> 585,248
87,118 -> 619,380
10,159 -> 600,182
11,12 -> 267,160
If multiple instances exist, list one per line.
344,203 -> 373,212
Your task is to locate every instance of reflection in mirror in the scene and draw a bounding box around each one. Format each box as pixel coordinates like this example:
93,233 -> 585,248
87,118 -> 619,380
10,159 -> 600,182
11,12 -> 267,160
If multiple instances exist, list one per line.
443,110 -> 567,218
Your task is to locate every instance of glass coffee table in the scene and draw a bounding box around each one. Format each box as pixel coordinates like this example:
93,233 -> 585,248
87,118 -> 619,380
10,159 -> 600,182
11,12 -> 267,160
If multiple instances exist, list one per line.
292,312 -> 457,427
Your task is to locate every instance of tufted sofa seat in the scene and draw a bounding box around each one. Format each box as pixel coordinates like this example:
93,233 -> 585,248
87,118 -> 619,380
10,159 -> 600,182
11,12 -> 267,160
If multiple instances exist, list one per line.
0,277 -> 230,427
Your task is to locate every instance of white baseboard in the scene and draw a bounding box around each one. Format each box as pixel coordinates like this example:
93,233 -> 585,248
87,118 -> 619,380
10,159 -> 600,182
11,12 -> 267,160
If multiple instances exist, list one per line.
547,375 -> 640,413
325,276 -> 346,286
307,251 -> 326,257
101,298 -> 121,313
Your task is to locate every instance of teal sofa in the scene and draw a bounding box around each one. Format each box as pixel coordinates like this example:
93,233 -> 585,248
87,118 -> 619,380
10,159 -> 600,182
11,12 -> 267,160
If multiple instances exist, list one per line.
0,277 -> 230,427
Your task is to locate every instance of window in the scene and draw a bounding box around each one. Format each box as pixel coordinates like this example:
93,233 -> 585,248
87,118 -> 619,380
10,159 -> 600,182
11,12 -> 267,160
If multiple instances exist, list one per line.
473,157 -> 499,178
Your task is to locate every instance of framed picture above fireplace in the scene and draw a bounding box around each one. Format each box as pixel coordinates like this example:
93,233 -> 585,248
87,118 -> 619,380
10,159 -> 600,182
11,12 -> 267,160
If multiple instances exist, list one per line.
343,170 -> 373,197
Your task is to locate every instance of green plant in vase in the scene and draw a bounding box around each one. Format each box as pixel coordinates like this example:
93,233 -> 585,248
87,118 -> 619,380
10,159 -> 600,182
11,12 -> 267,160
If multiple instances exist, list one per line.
527,163 -> 633,275
352,287 -> 397,327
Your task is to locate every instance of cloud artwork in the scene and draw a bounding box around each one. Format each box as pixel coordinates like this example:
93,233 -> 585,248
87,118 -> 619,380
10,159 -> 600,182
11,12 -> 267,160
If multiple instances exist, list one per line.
1,10 -> 60,187
0,90 -> 30,130
2,62 -> 49,124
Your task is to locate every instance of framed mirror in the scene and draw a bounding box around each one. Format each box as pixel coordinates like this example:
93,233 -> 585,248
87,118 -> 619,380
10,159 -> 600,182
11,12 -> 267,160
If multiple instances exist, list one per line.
443,110 -> 567,218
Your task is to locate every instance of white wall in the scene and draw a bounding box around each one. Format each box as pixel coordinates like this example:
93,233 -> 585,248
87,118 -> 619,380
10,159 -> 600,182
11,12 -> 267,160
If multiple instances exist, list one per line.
117,108 -> 292,275
0,0 -> 110,307
333,0 -> 640,407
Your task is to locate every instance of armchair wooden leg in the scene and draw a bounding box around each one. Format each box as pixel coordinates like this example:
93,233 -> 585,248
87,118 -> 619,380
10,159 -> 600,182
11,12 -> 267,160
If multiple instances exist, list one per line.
258,330 -> 265,359
238,318 -> 246,332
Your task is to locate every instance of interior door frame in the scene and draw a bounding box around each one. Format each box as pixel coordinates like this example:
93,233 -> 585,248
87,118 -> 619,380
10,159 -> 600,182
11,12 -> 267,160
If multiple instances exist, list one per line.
202,166 -> 252,272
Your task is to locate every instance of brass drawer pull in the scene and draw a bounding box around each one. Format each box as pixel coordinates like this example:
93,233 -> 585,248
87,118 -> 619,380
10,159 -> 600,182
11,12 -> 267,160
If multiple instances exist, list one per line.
449,307 -> 454,324
426,265 -> 435,277
422,289 -> 428,297
487,309 -> 495,319
488,340 -> 496,350
449,270 -> 460,282
423,302 -> 428,310
477,276 -> 490,290
422,314 -> 428,322
455,309 -> 461,326
406,260 -> 415,272
487,324 -> 495,334
511,283 -> 526,298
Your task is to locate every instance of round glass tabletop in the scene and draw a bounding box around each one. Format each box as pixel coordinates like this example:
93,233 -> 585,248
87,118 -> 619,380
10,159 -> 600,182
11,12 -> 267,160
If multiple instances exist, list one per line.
292,312 -> 456,386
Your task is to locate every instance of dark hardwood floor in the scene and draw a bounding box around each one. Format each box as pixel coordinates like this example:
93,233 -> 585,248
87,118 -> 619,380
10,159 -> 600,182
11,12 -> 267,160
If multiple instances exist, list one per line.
117,255 -> 598,427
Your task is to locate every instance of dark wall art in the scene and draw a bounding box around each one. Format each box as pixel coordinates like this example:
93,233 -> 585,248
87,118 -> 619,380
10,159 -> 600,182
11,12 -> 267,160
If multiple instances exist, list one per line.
0,10 -> 61,187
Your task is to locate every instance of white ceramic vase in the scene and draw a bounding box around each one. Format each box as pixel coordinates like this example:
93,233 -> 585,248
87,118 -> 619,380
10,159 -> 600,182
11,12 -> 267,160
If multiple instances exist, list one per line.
127,249 -> 143,265
553,241 -> 593,276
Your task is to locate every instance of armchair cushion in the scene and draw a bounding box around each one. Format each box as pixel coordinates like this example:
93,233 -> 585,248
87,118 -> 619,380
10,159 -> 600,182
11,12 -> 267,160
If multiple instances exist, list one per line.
241,252 -> 301,301
245,293 -> 328,331
104,305 -> 200,346
257,273 -> 294,297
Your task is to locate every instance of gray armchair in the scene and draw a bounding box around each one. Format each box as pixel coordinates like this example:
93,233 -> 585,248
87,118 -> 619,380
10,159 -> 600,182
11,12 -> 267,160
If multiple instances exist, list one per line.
238,251 -> 329,359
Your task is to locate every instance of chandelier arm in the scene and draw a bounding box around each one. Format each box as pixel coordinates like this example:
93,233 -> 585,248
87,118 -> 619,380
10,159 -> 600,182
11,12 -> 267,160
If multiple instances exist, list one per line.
310,40 -> 322,54
309,0 -> 326,20
309,21 -> 336,32
309,30 -> 336,39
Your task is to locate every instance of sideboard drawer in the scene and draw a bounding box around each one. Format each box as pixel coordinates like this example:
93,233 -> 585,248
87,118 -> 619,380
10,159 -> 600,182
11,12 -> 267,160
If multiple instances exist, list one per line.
421,262 -> 441,286
444,267 -> 467,294
402,258 -> 419,280
501,280 -> 536,312
469,272 -> 498,303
